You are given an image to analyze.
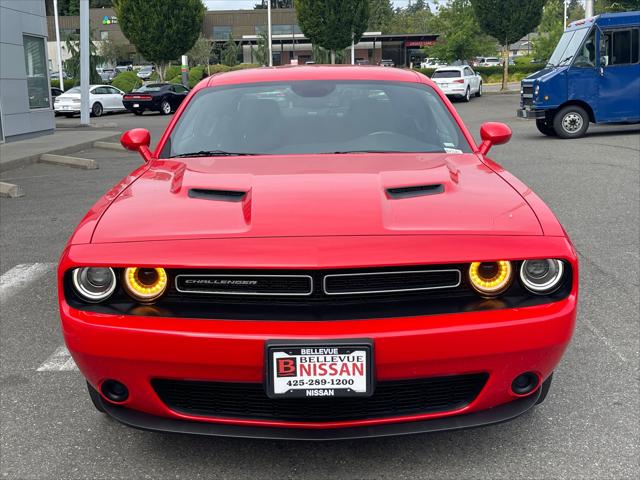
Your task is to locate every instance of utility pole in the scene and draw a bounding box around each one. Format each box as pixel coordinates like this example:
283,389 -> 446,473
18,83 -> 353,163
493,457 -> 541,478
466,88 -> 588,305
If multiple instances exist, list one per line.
53,0 -> 64,91
351,33 -> 355,65
267,0 -> 273,66
585,0 -> 594,17
80,0 -> 89,125
563,0 -> 568,27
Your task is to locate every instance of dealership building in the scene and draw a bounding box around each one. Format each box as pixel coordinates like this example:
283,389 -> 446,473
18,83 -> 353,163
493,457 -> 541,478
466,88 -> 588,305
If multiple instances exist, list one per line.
0,0 -> 54,142
46,7 -> 437,68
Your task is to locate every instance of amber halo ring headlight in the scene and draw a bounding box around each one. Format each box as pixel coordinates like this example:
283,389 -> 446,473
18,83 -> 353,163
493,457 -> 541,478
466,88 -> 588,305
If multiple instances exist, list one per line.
123,267 -> 168,302
468,261 -> 513,296
520,259 -> 564,294
72,267 -> 117,302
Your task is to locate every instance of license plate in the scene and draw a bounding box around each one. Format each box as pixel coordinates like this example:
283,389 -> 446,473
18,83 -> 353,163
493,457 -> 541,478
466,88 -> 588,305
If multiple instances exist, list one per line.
265,340 -> 373,398
133,103 -> 139,108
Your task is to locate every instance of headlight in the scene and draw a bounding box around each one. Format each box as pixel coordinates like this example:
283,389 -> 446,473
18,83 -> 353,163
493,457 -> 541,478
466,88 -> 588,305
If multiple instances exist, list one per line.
72,267 -> 117,302
520,259 -> 564,294
468,261 -> 513,296
123,267 -> 167,302
534,84 -> 540,97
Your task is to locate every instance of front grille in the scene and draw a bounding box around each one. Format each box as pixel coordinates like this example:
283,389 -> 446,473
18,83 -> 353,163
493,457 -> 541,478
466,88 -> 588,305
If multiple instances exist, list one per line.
175,274 -> 313,296
152,374 -> 488,422
521,84 -> 534,106
324,269 -> 460,295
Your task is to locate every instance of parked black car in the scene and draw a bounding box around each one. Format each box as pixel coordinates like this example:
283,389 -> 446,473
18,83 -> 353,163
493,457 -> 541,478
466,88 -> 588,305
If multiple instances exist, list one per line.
122,83 -> 189,115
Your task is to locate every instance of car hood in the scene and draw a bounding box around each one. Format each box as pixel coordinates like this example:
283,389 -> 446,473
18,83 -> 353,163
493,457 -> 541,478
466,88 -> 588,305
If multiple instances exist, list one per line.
91,153 -> 542,243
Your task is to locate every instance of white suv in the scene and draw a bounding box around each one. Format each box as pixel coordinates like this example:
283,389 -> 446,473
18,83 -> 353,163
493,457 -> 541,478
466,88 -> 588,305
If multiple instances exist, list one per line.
430,66 -> 482,102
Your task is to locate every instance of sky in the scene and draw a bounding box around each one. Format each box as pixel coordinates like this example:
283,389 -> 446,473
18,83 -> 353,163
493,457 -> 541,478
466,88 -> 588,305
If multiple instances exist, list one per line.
204,1 -> 438,11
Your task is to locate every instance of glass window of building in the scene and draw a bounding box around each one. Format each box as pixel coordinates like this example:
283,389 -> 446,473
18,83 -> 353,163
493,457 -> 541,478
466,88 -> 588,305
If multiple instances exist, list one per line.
213,26 -> 232,41
23,35 -> 49,109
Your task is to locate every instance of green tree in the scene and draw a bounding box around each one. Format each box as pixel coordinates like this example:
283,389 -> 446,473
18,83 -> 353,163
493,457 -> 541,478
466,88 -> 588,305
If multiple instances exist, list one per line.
252,31 -> 270,66
221,34 -> 239,67
595,0 -> 640,12
388,6 -> 433,33
567,0 -> 585,21
99,37 -> 131,66
368,0 -> 394,32
63,35 -> 103,84
295,0 -> 370,63
187,35 -> 212,67
533,0 -> 564,63
423,0 -> 496,63
471,0 -> 545,90
113,0 -> 204,80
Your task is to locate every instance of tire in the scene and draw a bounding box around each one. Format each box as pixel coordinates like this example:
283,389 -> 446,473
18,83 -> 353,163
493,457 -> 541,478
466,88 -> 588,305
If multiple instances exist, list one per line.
133,109 -> 144,116
462,87 -> 471,102
553,105 -> 589,139
475,82 -> 482,97
160,100 -> 171,115
91,102 -> 103,117
86,381 -> 106,413
536,119 -> 557,136
535,373 -> 553,405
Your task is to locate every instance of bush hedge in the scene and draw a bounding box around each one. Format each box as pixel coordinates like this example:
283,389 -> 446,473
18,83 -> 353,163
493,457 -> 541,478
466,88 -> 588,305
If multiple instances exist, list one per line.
51,79 -> 76,90
111,71 -> 143,92
415,64 -> 545,83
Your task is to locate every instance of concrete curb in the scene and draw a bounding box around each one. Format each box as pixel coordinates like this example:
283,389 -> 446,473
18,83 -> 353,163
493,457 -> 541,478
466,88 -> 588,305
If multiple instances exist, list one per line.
0,133 -> 118,173
40,154 -> 99,170
0,182 -> 25,198
93,141 -> 123,151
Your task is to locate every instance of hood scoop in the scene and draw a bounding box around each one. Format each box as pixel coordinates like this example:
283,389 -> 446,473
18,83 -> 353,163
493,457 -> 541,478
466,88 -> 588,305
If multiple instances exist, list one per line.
386,184 -> 444,199
189,188 -> 247,202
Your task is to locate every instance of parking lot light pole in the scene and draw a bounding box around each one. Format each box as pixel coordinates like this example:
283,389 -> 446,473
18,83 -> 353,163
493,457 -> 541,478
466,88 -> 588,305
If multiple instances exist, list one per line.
267,0 -> 273,67
80,0 -> 89,125
53,0 -> 64,91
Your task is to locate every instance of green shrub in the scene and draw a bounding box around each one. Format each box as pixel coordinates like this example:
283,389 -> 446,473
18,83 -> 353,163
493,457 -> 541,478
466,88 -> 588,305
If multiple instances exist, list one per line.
208,64 -> 232,75
231,63 -> 260,70
187,66 -> 205,88
415,64 -> 545,84
51,79 -> 76,90
168,75 -> 182,84
165,65 -> 181,80
111,71 -> 143,92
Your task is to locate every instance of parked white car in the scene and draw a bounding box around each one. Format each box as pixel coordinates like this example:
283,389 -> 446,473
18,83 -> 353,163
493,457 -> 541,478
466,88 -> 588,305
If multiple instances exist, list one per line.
431,66 -> 482,102
420,58 -> 447,68
136,65 -> 155,80
480,57 -> 501,67
54,85 -> 126,117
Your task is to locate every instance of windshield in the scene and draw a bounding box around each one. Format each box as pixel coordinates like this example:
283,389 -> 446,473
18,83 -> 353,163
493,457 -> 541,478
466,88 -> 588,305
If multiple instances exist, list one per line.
165,81 -> 472,157
547,28 -> 590,66
140,66 -> 153,72
134,84 -> 164,92
432,70 -> 461,78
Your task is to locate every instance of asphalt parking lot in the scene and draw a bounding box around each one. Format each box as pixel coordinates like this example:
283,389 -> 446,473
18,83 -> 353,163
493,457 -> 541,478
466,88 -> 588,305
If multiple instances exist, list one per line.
1,94 -> 638,479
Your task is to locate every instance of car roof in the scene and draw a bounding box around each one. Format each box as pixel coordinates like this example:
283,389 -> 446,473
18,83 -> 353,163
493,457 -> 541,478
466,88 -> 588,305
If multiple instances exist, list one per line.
204,65 -> 421,91
433,65 -> 466,71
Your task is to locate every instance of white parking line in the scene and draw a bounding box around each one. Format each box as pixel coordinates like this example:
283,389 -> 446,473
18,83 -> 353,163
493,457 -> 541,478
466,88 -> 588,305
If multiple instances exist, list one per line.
37,346 -> 79,371
0,263 -> 56,303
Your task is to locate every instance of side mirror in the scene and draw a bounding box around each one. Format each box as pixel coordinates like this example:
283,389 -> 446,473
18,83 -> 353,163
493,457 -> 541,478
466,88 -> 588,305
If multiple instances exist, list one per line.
478,122 -> 512,155
120,128 -> 153,163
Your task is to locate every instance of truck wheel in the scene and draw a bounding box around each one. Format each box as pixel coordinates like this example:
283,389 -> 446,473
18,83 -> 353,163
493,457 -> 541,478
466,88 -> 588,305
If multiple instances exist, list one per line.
536,119 -> 556,136
86,381 -> 106,413
535,373 -> 553,405
553,105 -> 589,139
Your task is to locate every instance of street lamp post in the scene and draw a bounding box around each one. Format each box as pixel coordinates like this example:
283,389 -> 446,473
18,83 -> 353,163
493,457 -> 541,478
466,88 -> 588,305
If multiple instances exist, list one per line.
53,0 -> 64,91
267,0 -> 273,66
80,0 -> 89,125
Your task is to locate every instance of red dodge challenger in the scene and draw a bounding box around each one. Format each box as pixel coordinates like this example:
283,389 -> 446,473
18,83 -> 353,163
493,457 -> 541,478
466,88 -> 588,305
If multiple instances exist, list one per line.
58,66 -> 578,440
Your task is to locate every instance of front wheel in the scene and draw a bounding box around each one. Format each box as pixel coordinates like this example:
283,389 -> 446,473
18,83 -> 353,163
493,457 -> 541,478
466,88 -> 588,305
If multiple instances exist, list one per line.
160,100 -> 171,115
462,87 -> 471,102
536,119 -> 557,136
475,82 -> 482,97
553,105 -> 589,139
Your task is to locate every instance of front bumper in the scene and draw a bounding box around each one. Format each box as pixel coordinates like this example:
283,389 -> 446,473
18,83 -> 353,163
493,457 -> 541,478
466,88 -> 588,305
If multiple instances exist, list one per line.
517,107 -> 546,119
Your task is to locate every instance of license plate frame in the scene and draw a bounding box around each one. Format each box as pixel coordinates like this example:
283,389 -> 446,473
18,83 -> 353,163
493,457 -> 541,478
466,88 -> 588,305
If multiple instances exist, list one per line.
265,339 -> 374,399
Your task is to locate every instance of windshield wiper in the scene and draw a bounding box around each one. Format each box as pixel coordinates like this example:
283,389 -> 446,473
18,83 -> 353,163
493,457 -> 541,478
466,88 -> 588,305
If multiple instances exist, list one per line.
556,55 -> 575,67
170,150 -> 264,158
